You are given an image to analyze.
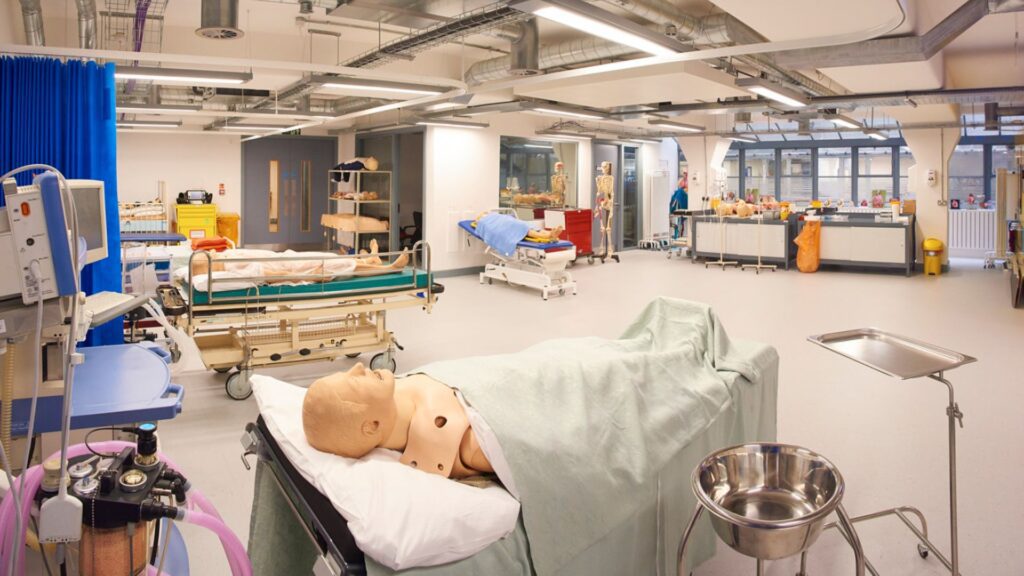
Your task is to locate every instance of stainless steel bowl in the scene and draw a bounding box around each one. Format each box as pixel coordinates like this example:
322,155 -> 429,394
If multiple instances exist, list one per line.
693,443 -> 845,560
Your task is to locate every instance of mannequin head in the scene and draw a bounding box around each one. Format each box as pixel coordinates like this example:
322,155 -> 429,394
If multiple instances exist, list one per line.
554,161 -> 565,173
601,161 -> 612,176
362,156 -> 380,171
302,363 -> 398,458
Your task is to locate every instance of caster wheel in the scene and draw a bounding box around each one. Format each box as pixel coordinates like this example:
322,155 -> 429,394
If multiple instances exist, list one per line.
170,346 -> 182,363
487,278 -> 493,285
917,543 -> 929,559
370,353 -> 397,372
587,255 -> 595,265
213,366 -> 231,374
345,352 -> 361,359
225,371 -> 253,401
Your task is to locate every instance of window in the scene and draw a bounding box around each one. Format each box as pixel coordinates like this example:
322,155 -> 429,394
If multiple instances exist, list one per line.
858,146 -> 893,204
991,145 -> 1017,200
745,148 -> 775,200
780,148 -> 812,203
898,146 -> 916,199
818,147 -> 852,203
723,149 -> 740,199
499,137 -> 578,212
949,145 -> 984,206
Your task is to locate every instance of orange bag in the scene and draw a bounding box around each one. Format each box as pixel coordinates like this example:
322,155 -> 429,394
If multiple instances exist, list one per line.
794,220 -> 821,273
191,236 -> 232,252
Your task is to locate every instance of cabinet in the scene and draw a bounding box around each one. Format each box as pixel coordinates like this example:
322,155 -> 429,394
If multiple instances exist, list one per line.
545,208 -> 593,257
324,170 -> 393,254
175,204 -> 217,240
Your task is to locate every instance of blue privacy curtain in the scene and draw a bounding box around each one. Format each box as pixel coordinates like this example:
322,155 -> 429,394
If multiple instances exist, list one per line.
0,56 -> 122,346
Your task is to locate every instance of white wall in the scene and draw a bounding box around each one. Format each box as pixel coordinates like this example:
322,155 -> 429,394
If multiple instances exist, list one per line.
116,133 -> 243,213
903,127 -> 960,264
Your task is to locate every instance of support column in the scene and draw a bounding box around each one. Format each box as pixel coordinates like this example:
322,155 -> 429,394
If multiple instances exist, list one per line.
902,128 -> 960,264
675,136 -> 732,203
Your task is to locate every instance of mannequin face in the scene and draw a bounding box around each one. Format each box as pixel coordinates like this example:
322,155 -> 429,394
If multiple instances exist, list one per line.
302,362 -> 398,458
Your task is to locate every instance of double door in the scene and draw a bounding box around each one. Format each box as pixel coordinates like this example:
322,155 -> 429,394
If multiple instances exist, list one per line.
242,136 -> 336,249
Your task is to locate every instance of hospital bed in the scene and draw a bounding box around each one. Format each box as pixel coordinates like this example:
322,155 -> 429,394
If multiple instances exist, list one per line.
241,299 -> 779,576
457,219 -> 577,301
159,242 -> 441,400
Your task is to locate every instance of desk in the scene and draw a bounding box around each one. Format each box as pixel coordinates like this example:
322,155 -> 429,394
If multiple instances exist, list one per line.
7,344 -> 184,436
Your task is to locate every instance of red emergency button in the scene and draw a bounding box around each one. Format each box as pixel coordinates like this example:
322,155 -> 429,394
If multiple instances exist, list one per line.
20,202 -> 30,216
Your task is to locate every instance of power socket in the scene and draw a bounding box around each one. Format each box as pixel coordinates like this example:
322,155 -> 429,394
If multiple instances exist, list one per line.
38,494 -> 82,543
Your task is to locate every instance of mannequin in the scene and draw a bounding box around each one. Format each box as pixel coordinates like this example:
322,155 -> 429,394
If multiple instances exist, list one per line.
302,363 -> 493,479
332,156 -> 380,183
551,161 -> 568,206
595,161 -> 619,262
190,239 -> 408,279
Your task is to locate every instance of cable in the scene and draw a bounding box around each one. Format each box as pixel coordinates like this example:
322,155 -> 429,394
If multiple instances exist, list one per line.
155,519 -> 172,576
150,513 -> 162,565
84,427 -> 127,458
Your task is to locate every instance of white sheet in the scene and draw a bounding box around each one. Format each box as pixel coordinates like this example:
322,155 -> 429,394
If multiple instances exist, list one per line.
253,375 -> 521,571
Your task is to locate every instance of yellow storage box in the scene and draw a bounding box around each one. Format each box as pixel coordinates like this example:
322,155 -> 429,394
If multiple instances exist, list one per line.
176,204 -> 218,240
217,212 -> 240,245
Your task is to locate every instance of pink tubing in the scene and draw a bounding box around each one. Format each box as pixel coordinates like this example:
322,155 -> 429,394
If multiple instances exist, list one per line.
180,509 -> 251,576
0,441 -> 252,576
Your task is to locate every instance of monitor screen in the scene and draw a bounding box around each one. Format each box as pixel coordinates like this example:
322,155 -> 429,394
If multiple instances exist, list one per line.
67,180 -> 107,264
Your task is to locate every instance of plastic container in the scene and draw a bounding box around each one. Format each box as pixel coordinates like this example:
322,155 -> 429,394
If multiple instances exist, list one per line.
923,237 -> 944,276
175,204 -> 218,240
217,212 -> 240,245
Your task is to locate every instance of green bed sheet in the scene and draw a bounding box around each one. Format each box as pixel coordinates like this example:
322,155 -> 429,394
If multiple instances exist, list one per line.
185,268 -> 431,305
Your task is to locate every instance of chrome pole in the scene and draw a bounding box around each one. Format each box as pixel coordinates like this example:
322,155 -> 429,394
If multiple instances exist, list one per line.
676,505 -> 704,576
929,372 -> 962,576
755,559 -> 764,576
836,504 -> 866,576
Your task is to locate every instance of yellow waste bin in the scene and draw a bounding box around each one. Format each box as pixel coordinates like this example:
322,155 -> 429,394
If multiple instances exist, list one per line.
217,212 -> 240,246
923,237 -> 943,276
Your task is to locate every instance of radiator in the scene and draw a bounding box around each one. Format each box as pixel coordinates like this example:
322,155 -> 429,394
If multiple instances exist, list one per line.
948,209 -> 995,258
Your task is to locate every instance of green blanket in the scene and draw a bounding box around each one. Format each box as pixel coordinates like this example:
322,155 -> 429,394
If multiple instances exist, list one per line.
365,298 -> 776,576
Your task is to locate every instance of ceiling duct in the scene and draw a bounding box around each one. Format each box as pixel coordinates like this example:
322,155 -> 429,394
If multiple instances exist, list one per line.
197,0 -> 244,39
774,0 -> 1024,69
463,0 -> 837,96
509,18 -> 541,76
75,0 -> 97,49
18,0 -> 45,46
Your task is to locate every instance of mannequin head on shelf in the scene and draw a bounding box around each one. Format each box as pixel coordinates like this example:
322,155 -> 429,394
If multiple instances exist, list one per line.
362,157 -> 380,171
302,362 -> 398,458
554,161 -> 565,174
601,161 -> 612,176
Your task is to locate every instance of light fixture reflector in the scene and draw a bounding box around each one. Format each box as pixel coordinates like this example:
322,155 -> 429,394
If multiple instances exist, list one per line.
313,76 -> 445,96
116,120 -> 182,128
648,119 -> 703,133
825,114 -> 861,130
736,77 -> 809,108
414,119 -> 489,129
115,66 -> 252,85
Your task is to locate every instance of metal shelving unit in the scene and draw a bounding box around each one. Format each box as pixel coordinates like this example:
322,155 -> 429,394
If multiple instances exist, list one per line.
325,170 -> 393,254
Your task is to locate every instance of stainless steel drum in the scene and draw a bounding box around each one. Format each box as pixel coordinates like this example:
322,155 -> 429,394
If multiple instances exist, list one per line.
694,443 -> 843,560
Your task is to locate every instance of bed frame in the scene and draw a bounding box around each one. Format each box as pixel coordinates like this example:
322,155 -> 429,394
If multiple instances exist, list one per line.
160,241 -> 442,400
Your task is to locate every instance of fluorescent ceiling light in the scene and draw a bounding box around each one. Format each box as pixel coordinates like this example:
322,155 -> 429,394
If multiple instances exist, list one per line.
222,124 -> 293,131
524,144 -> 554,149
115,66 -> 251,85
824,114 -> 861,129
511,0 -> 683,57
727,134 -> 758,143
415,119 -> 489,129
622,135 -> 660,144
313,75 -> 445,96
117,120 -> 182,128
735,77 -> 809,108
535,130 -> 595,141
528,103 -> 608,120
116,104 -> 202,115
648,119 -> 703,133
864,129 -> 889,141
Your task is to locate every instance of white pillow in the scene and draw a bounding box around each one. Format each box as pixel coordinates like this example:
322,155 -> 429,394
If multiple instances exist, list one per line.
253,375 -> 520,570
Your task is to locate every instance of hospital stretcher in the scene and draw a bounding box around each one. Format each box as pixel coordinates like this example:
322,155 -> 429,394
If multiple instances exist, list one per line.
159,242 -> 441,400
457,220 -> 578,301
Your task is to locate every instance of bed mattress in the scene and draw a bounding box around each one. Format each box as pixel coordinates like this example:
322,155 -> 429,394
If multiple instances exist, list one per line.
182,268 -> 432,305
458,220 -> 574,250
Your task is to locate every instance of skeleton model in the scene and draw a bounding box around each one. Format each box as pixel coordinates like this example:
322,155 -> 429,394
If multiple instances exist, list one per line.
595,161 -> 619,263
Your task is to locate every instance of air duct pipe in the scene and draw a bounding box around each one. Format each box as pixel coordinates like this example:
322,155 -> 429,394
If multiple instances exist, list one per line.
466,37 -> 637,84
509,18 -> 540,76
18,0 -> 45,46
197,0 -> 244,39
75,0 -> 97,49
